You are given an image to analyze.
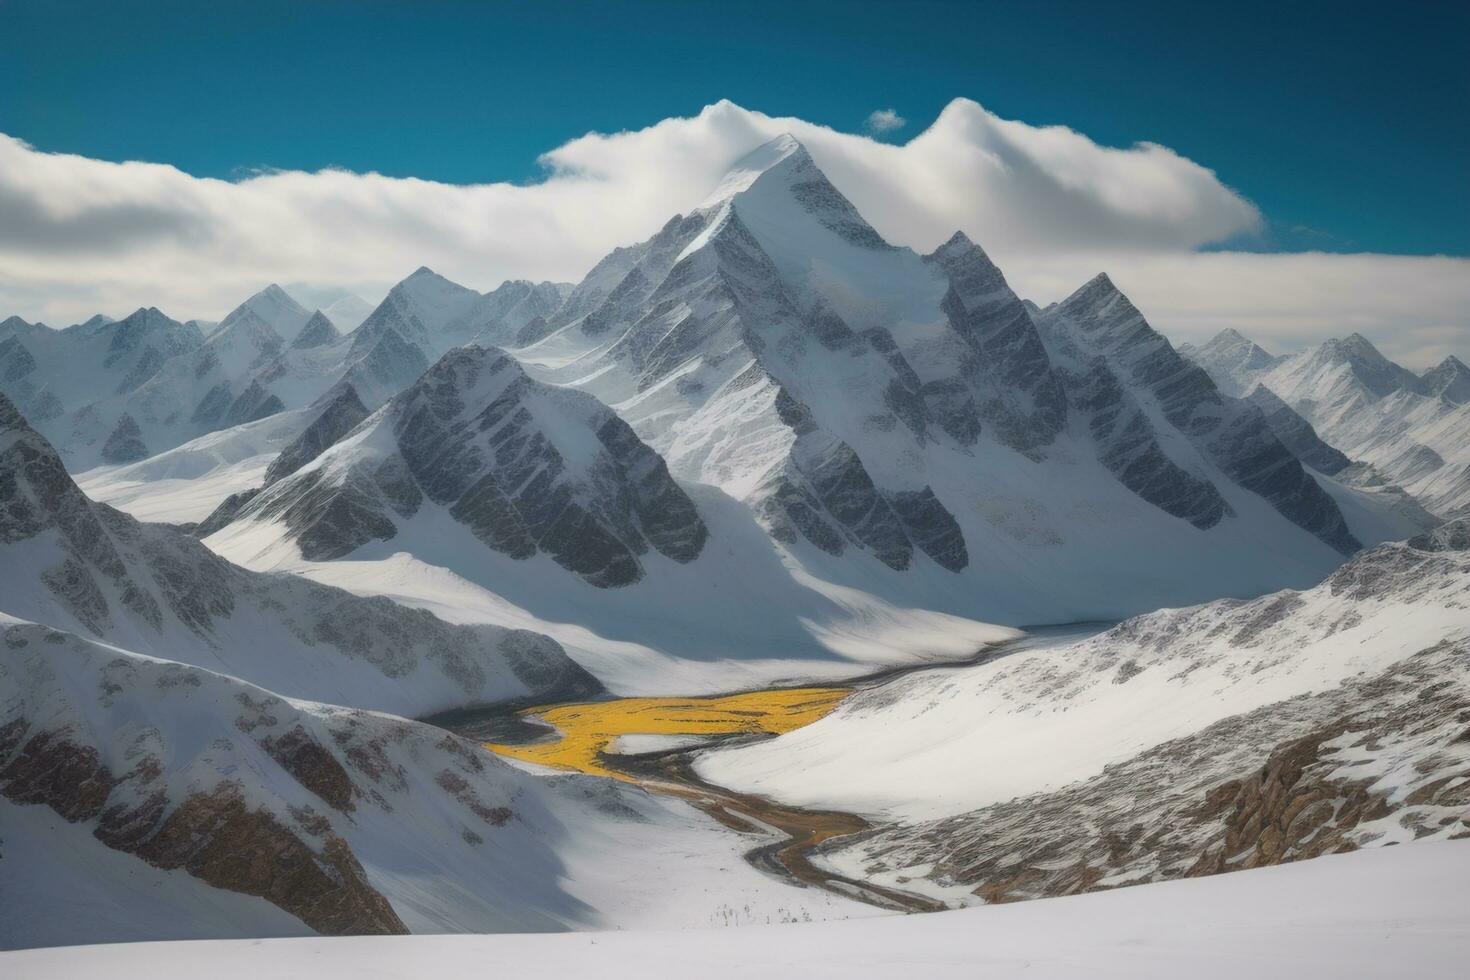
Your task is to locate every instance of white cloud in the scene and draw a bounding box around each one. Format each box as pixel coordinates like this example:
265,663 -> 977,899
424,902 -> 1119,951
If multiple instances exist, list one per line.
0,98 -> 1464,366
864,108 -> 906,134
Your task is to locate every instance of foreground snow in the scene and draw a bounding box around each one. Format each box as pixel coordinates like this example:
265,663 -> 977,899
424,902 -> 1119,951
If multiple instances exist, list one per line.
7,841 -> 1466,979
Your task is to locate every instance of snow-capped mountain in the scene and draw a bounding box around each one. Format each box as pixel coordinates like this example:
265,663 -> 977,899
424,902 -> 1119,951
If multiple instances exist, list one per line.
1034,274 -> 1358,554
700,519 -> 1470,902
161,135 -> 1441,696
0,308 -> 205,455
217,345 -> 707,587
1184,328 -> 1470,517
503,136 -> 1367,598
1420,354 -> 1470,403
216,284 -> 314,345
292,310 -> 343,350
0,393 -> 597,715
1176,328 -> 1284,397
0,278 -> 579,474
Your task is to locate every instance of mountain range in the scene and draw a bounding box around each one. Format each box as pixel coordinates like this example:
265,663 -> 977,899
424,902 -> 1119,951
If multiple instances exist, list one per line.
2,134 -> 1465,953
1181,329 -> 1470,518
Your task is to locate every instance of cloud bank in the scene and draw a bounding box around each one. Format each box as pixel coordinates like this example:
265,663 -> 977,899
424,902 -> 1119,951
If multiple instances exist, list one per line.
0,98 -> 1464,366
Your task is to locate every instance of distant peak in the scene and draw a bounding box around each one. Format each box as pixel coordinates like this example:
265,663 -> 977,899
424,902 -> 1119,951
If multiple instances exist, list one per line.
291,309 -> 341,350
1213,328 -> 1249,343
409,265 -> 438,279
1057,272 -> 1135,319
1321,332 -> 1388,364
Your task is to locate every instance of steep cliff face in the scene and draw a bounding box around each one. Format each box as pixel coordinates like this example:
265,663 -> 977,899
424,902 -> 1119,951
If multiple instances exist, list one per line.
1037,275 -> 1359,554
226,346 -> 708,587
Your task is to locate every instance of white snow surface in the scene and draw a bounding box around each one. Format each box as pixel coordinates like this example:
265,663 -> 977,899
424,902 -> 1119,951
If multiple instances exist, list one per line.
75,405 -> 316,522
7,840 -> 1467,979
696,533 -> 1470,819
0,620 -> 873,950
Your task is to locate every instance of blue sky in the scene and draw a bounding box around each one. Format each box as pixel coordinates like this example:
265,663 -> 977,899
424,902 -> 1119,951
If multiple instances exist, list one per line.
2,0 -> 1466,257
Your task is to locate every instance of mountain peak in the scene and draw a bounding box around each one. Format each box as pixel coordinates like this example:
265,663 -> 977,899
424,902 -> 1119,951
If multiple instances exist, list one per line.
939,230 -> 976,251
699,133 -> 814,207
1420,353 -> 1470,404
1059,273 -> 1127,315
291,309 -> 342,350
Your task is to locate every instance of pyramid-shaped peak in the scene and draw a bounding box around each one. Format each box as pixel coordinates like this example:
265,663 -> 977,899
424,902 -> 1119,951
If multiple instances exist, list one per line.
699,133 -> 818,207
939,230 -> 976,250
1055,273 -> 1137,322
239,283 -> 307,315
925,230 -> 1009,298
291,309 -> 342,350
1421,353 -> 1470,404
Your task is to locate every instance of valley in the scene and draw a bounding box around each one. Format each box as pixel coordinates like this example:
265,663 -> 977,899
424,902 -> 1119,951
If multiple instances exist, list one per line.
2,124 -> 1466,969
449,625 -> 1104,912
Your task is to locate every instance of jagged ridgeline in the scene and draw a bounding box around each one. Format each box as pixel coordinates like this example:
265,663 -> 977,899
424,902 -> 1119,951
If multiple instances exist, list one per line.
229,346 -> 707,587
4,132 -> 1422,618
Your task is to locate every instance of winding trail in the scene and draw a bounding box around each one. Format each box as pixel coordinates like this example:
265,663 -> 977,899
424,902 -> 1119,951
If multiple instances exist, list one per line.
439,623 -> 1109,914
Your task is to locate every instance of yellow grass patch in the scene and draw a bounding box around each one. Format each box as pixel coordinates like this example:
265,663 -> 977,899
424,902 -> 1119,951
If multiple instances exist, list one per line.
484,687 -> 850,781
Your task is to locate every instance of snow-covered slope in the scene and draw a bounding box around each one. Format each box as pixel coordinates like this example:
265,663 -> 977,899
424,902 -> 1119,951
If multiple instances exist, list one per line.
74,403 -> 321,523
0,619 -> 862,948
10,841 -> 1465,979
699,520 -> 1469,820
0,393 -> 597,715
1175,328 -> 1284,397
699,520 -> 1469,909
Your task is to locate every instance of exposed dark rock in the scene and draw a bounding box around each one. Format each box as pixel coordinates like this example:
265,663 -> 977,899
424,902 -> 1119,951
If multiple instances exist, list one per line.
1043,275 -> 1358,554
224,379 -> 285,427
100,413 -> 149,464
263,385 -> 369,486
1245,385 -> 1352,476
194,488 -> 261,538
291,311 -> 342,350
